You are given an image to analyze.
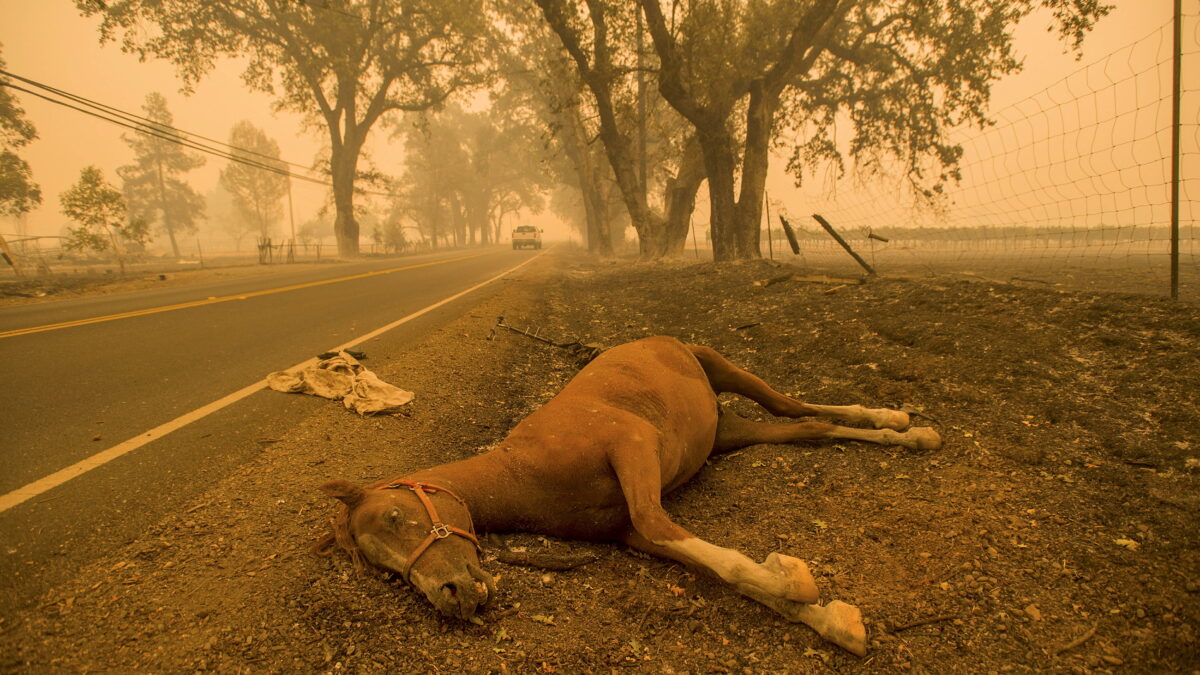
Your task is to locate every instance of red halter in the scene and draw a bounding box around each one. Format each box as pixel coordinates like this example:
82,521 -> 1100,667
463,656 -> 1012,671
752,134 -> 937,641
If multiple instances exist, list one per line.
377,480 -> 481,584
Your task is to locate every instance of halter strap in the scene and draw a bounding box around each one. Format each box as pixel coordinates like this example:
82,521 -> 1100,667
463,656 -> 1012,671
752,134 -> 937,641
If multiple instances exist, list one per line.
377,480 -> 480,584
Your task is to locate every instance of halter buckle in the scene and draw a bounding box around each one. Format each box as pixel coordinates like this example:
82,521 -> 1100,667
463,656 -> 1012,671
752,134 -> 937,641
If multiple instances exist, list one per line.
431,523 -> 452,539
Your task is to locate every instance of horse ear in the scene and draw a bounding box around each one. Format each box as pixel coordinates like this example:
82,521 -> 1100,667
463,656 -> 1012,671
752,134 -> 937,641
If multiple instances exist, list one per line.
319,479 -> 365,508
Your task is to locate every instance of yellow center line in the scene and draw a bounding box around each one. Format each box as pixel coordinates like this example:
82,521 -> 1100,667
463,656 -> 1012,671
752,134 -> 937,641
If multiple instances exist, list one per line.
0,252 -> 490,339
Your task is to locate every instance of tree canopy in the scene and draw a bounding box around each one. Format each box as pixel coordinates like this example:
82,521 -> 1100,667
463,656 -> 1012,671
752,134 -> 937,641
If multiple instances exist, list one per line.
79,0 -> 493,257
70,1 -> 1113,261
0,44 -> 42,218
639,0 -> 1111,259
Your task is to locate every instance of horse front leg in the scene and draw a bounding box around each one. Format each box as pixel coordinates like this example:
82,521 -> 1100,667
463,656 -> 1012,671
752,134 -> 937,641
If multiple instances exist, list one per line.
621,529 -> 867,657
607,431 -> 865,656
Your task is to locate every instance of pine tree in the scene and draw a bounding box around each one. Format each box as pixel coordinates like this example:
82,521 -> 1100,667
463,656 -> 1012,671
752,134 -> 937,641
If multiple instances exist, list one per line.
117,92 -> 205,258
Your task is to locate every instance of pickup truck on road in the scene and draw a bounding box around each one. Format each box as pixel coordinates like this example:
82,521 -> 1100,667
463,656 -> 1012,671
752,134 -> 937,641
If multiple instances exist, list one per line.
512,225 -> 542,250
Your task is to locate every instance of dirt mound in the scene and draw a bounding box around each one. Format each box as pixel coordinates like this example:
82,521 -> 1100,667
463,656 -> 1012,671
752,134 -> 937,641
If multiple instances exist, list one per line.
3,252 -> 1198,672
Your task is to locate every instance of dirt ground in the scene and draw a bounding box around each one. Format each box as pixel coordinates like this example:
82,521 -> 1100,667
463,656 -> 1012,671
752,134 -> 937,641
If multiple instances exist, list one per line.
2,250 -> 1198,673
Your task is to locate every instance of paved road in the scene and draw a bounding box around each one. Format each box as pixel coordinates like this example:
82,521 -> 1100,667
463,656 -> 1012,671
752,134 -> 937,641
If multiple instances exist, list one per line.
0,247 -> 539,614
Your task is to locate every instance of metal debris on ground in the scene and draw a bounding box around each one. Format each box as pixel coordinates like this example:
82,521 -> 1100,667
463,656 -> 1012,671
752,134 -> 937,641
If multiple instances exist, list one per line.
317,349 -> 367,360
900,405 -> 941,426
488,315 -> 603,364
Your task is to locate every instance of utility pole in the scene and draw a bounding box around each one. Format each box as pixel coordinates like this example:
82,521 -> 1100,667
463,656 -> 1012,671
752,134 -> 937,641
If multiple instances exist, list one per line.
287,176 -> 297,244
1170,0 -> 1182,300
636,7 -> 648,200
287,176 -> 297,263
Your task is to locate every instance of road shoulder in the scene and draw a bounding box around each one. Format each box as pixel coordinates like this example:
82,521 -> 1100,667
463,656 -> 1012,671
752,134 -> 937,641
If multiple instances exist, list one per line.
1,250 -> 572,671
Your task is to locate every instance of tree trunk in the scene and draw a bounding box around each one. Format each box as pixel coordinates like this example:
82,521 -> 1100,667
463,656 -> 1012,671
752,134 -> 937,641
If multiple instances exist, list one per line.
696,124 -> 739,262
331,151 -> 359,257
154,158 -> 180,259
329,126 -> 366,258
562,103 -> 614,257
582,173 -> 614,257
692,86 -> 780,261
255,199 -> 268,239
477,192 -> 491,246
448,192 -> 466,248
537,1 -> 666,259
663,134 -> 706,256
590,89 -> 665,258
594,179 -> 615,253
732,82 -> 778,259
492,208 -> 504,244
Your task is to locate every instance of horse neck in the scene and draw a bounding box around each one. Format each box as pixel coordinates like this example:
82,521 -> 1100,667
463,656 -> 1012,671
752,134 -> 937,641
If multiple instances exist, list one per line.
404,450 -> 528,533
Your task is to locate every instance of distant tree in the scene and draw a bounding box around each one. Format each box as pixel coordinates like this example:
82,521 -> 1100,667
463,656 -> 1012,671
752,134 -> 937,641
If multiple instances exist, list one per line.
219,121 -> 288,240
117,92 -> 205,258
0,150 -> 40,219
204,183 -> 254,251
60,166 -> 149,274
392,115 -> 461,249
80,0 -> 493,257
298,211 -> 334,248
379,195 -> 413,252
0,45 -> 42,218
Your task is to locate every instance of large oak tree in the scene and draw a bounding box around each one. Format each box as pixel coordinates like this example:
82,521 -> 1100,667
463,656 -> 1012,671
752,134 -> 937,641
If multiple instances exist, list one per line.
638,0 -> 1110,260
79,0 -> 491,257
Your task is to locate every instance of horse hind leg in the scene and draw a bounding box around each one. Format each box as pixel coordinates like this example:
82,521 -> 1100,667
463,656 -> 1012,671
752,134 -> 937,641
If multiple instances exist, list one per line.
714,408 -> 941,453
688,345 -> 910,431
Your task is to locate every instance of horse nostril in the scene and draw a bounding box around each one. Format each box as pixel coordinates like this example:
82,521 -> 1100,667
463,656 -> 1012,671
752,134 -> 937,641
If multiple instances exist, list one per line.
441,581 -> 459,599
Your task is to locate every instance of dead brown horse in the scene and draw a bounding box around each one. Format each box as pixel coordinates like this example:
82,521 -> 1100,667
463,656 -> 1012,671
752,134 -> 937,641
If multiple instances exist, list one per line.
317,336 -> 941,656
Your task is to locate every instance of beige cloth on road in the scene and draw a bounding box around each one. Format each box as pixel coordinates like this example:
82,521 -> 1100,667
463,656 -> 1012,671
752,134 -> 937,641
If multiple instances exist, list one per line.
266,351 -> 414,415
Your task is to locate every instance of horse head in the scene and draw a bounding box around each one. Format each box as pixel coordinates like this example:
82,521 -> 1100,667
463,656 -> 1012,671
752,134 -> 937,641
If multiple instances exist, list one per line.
319,478 -> 493,620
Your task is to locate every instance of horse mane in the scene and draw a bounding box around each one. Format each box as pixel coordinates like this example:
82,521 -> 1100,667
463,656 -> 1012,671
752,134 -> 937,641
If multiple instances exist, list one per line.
313,475 -> 406,571
311,501 -> 368,572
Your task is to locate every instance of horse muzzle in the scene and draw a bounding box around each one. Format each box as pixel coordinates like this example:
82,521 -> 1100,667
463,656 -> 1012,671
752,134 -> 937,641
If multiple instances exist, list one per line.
418,563 -> 494,621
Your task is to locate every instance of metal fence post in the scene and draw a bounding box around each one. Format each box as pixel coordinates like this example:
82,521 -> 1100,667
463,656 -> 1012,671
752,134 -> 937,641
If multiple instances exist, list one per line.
1170,0 -> 1182,299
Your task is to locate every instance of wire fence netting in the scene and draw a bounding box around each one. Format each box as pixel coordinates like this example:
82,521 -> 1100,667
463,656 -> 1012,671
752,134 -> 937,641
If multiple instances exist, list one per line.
771,9 -> 1198,300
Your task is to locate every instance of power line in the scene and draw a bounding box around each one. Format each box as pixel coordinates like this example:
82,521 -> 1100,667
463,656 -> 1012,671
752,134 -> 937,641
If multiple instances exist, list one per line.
4,79 -> 327,184
0,69 -> 317,173
0,69 -> 396,198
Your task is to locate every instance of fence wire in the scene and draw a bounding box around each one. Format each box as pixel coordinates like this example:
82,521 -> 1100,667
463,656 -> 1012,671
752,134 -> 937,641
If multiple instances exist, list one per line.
776,10 -> 1199,299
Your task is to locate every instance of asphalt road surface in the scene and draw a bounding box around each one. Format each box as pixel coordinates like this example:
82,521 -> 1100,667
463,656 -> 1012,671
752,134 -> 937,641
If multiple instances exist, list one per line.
0,246 -> 541,615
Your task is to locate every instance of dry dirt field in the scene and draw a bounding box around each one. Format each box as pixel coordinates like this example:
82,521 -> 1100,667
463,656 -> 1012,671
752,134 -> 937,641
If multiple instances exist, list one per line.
2,250 -> 1198,673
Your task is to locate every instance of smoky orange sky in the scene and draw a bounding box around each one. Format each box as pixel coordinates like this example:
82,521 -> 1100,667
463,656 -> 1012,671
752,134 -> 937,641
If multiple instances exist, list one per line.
0,1 -> 1189,252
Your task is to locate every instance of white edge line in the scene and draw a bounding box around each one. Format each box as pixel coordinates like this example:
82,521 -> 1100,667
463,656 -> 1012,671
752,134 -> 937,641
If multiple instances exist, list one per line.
0,250 -> 549,514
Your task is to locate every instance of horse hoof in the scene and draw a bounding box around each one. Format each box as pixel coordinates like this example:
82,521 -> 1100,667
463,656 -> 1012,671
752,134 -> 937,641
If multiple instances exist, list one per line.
821,600 -> 868,657
763,553 -> 819,604
903,427 -> 942,451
